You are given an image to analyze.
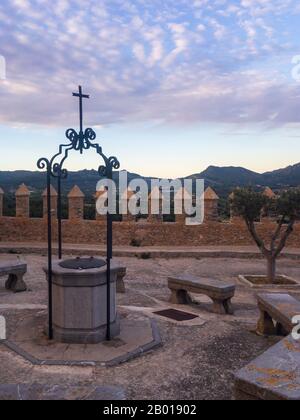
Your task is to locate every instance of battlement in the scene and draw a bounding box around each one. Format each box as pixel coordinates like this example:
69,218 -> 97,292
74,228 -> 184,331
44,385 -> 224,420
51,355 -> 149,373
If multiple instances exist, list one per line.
0,185 -> 299,248
0,184 -> 220,223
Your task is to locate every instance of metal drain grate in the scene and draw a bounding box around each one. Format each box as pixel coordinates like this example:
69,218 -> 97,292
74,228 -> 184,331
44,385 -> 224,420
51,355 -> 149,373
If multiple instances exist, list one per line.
153,309 -> 198,321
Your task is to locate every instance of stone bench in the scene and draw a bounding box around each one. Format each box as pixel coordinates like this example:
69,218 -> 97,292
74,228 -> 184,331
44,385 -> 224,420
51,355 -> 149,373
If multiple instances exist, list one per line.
0,260 -> 27,293
168,275 -> 236,315
256,293 -> 300,336
234,334 -> 300,400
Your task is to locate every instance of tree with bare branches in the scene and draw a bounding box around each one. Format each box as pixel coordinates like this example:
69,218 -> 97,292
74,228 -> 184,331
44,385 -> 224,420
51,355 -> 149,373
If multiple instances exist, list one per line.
230,188 -> 300,283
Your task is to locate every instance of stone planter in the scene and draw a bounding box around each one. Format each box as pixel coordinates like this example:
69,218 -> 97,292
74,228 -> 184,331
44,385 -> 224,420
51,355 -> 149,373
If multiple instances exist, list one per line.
238,274 -> 300,290
44,259 -> 121,344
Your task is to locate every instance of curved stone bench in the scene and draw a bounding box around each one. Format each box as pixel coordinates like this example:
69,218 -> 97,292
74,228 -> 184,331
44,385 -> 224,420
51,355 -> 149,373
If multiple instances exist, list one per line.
256,293 -> 300,336
0,260 -> 27,293
234,293 -> 300,400
168,275 -> 236,315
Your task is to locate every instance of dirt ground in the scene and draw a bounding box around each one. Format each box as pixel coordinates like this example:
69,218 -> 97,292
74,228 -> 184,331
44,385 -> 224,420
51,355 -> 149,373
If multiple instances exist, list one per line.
1,254 -> 299,400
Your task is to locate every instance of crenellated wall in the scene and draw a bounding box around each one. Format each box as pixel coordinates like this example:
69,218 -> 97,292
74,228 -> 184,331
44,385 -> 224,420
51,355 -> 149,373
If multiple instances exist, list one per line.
0,216 -> 300,247
0,184 -> 299,247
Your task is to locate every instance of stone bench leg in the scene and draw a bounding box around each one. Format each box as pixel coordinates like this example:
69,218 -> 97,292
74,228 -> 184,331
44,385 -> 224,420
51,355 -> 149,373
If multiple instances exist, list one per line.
116,274 -> 126,294
5,273 -> 27,293
212,299 -> 228,315
5,274 -> 15,290
116,268 -> 127,294
276,322 -> 288,337
117,277 -> 125,294
257,309 -> 276,336
234,387 -> 257,401
212,298 -> 234,315
169,289 -> 191,305
223,298 -> 234,315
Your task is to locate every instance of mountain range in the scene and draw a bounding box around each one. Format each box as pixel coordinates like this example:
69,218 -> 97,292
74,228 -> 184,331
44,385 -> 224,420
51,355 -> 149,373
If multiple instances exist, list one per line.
188,163 -> 300,196
1,162 -> 300,198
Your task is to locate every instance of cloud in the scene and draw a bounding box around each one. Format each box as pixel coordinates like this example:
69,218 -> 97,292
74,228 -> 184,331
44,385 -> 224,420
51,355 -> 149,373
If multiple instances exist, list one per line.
133,43 -> 146,63
0,0 -> 299,127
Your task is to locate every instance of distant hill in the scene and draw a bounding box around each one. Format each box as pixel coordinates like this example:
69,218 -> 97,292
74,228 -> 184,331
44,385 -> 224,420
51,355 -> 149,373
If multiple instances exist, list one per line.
263,163 -> 300,187
188,166 -> 264,188
1,162 -> 300,198
0,170 -> 151,197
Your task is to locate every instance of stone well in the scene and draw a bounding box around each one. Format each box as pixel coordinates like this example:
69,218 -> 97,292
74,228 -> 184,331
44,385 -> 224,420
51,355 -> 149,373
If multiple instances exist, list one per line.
43,257 -> 121,344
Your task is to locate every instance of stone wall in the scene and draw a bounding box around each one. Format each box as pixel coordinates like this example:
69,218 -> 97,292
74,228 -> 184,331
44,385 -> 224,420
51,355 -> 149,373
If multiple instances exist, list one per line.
0,184 -> 299,247
0,216 -> 300,247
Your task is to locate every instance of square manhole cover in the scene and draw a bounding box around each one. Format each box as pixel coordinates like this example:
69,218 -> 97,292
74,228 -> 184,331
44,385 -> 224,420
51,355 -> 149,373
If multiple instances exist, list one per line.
153,309 -> 198,322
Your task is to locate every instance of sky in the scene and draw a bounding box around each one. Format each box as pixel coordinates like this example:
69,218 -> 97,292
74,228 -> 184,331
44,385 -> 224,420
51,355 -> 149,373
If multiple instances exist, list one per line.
1,0 -> 300,178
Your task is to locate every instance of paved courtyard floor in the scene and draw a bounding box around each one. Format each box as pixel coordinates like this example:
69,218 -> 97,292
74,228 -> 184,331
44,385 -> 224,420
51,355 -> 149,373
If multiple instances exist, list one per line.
1,253 -> 299,400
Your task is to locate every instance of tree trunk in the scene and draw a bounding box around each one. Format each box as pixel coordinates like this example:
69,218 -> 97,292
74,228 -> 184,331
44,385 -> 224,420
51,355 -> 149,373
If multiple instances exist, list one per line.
266,256 -> 276,284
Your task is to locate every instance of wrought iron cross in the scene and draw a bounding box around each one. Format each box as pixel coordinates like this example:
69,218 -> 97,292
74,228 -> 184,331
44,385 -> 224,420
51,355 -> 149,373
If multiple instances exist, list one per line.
72,85 -> 89,133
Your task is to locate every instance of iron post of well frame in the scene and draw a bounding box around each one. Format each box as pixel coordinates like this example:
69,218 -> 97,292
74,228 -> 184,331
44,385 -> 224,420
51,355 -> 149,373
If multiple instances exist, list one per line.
46,164 -> 53,340
37,86 -> 120,340
106,166 -> 113,341
57,173 -> 62,260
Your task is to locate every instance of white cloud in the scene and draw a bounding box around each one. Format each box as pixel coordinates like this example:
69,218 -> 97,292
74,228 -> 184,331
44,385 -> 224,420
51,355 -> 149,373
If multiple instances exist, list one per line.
0,0 -> 298,127
149,39 -> 164,66
133,43 -> 146,62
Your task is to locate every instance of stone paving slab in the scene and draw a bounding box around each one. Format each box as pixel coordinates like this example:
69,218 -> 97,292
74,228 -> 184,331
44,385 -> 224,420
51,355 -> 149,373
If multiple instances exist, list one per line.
0,384 -> 125,400
234,334 -> 300,400
2,309 -> 162,367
